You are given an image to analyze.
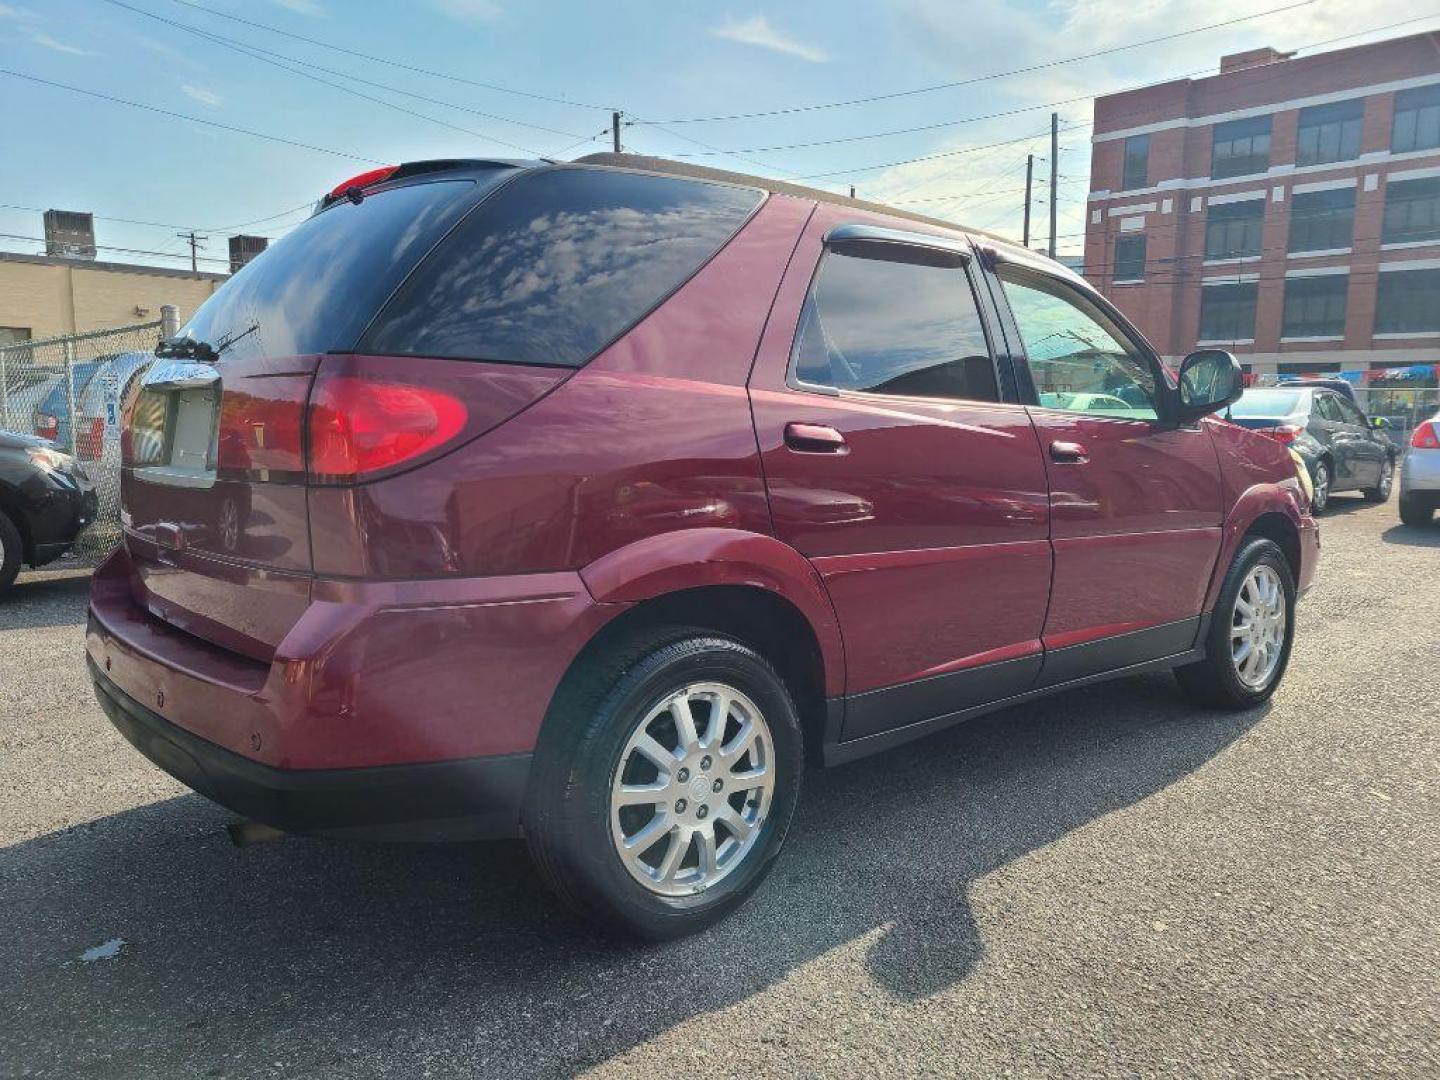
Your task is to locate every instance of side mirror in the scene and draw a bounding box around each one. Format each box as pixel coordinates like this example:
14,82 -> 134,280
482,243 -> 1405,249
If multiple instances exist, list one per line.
1175,349 -> 1243,422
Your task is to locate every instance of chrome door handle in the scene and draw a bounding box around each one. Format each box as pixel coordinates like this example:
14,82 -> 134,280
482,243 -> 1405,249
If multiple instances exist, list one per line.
1049,440 -> 1089,464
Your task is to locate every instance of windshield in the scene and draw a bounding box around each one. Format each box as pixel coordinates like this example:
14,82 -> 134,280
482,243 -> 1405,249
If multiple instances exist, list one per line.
1230,388 -> 1303,418
176,173 -> 512,362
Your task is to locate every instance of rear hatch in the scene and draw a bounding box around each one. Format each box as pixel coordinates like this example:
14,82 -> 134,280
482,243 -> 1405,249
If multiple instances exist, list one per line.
120,166 -> 516,660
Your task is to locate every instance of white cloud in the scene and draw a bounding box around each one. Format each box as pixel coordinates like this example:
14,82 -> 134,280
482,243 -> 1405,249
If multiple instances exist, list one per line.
0,3 -> 39,21
181,83 -> 222,107
30,32 -> 93,55
711,15 -> 827,62
270,0 -> 325,15
434,0 -> 503,21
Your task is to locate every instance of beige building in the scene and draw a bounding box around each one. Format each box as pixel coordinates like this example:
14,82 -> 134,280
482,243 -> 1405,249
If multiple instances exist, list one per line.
0,251 -> 225,344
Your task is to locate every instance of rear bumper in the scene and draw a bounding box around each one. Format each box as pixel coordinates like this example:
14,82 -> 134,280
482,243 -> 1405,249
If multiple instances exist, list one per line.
1400,449 -> 1440,494
91,655 -> 530,839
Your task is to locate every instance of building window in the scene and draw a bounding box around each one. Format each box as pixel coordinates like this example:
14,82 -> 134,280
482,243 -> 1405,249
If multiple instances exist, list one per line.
1382,177 -> 1440,244
1288,187 -> 1356,253
1281,275 -> 1348,338
1113,234 -> 1146,281
1205,199 -> 1265,260
1211,116 -> 1272,179
1198,283 -> 1258,341
1375,268 -> 1440,334
1392,84 -> 1440,153
1122,134 -> 1149,190
1295,99 -> 1365,166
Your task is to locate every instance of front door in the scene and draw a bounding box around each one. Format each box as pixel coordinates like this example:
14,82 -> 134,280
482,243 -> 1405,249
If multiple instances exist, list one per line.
749,212 -> 1052,740
1332,392 -> 1386,487
990,263 -> 1223,685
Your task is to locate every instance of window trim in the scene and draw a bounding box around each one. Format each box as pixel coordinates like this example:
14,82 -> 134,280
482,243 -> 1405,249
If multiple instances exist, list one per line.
786,228 -> 1003,406
1294,98 -> 1365,168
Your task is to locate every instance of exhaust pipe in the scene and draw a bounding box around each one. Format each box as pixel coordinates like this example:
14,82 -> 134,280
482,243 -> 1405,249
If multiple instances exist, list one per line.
226,820 -> 286,847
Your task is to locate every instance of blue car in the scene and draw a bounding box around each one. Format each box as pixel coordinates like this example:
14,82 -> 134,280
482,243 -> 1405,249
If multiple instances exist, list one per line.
31,358 -> 104,449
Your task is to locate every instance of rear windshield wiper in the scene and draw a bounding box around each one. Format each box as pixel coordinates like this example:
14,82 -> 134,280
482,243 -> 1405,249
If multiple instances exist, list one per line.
155,322 -> 259,363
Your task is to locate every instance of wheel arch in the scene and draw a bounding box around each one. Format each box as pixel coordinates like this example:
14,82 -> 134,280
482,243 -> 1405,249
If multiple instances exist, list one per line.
0,485 -> 35,564
1205,485 -> 1306,611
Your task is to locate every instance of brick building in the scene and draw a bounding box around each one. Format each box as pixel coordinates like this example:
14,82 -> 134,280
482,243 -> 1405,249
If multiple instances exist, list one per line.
1084,32 -> 1440,381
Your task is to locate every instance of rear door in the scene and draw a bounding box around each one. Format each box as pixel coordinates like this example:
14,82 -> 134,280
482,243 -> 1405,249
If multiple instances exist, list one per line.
749,213 -> 1051,740
988,260 -> 1222,683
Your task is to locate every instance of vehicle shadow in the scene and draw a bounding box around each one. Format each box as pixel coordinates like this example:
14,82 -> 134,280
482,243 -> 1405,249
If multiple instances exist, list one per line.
0,674 -> 1264,1077
1379,522 -> 1440,547
0,569 -> 92,630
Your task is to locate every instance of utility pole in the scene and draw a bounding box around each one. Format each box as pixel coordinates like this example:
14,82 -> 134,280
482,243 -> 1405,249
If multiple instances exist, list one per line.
612,111 -> 622,153
849,185 -> 856,199
1048,112 -> 1059,259
1022,154 -> 1034,249
177,230 -> 208,273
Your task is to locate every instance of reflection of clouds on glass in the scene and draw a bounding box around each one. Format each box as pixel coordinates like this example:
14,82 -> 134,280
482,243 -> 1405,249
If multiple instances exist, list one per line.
366,172 -> 761,367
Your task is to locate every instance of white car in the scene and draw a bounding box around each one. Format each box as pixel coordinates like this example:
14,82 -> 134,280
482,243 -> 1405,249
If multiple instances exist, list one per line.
1399,409 -> 1440,526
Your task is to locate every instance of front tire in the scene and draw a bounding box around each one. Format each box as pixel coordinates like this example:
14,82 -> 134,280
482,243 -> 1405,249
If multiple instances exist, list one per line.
1174,537 -> 1296,710
1364,458 -> 1394,503
525,628 -> 803,940
0,511 -> 22,596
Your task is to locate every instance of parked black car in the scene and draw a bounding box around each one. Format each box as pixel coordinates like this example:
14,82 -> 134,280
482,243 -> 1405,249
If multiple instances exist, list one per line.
0,430 -> 97,594
1228,386 -> 1397,512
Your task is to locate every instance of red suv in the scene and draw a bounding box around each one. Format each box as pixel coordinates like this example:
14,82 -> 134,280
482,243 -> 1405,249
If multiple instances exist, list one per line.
88,155 -> 1318,938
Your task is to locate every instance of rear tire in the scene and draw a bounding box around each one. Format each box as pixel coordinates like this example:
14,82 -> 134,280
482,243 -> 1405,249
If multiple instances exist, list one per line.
0,511 -> 22,596
1310,461 -> 1331,513
1399,493 -> 1435,527
1364,458 -> 1394,503
524,627 -> 803,940
1174,537 -> 1296,711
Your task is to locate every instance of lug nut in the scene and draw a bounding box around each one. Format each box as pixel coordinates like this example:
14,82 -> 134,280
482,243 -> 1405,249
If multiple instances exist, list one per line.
700,756 -> 713,770
712,779 -> 723,793
675,799 -> 688,813
677,767 -> 690,783
696,805 -> 709,820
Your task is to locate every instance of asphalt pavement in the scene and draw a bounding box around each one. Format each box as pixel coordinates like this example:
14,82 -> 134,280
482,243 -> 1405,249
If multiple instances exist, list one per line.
1,497 -> 1437,1078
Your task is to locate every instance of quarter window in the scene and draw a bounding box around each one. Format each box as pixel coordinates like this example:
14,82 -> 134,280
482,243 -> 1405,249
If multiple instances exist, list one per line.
1312,393 -> 1344,422
1205,199 -> 1265,260
1295,99 -> 1365,166
1281,275 -> 1348,338
1392,84 -> 1440,153
1122,134 -> 1150,190
1382,177 -> 1440,244
1211,116 -> 1272,179
1287,187 -> 1356,253
364,169 -> 763,368
1113,234 -> 1146,281
998,270 -> 1157,419
791,243 -> 997,402
1198,283 -> 1258,342
1375,268 -> 1440,335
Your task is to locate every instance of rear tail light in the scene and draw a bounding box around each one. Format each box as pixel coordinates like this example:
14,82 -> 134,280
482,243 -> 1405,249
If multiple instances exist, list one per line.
1412,420 -> 1440,449
35,413 -> 58,442
322,165 -> 400,207
1259,423 -> 1304,445
77,417 -> 105,459
306,372 -> 467,482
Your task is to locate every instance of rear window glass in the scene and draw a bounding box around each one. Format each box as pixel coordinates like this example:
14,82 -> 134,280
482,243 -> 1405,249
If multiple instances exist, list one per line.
177,175 -> 507,360
1231,389 -> 1303,417
361,168 -> 764,368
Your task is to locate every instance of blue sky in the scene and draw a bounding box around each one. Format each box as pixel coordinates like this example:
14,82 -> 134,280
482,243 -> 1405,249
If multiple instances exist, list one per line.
2,0 -> 1436,272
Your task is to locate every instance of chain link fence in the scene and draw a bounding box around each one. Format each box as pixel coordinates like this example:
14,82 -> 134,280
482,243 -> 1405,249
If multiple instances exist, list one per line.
1351,387 -> 1440,445
1,318 -> 167,561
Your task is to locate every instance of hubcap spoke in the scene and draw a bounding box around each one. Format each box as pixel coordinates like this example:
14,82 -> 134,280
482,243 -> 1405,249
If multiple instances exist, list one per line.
1230,563 -> 1286,690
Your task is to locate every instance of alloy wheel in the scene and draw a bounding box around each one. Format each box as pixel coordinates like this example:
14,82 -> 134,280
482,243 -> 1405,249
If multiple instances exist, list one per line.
1312,464 -> 1330,511
1378,460 -> 1394,497
610,682 -> 775,897
1230,564 -> 1287,690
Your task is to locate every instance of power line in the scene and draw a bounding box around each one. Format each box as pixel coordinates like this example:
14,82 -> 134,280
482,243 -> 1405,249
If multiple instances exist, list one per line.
162,0 -> 613,112
0,199 -> 314,237
0,67 -> 383,163
785,125 -> 1087,181
0,231 -> 231,265
639,0 -> 1319,125
102,0 -> 593,148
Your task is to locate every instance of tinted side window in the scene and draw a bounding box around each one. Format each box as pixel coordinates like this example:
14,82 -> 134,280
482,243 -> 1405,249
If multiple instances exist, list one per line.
364,169 -> 763,368
1336,397 -> 1367,426
998,270 -> 1158,419
791,244 -> 996,402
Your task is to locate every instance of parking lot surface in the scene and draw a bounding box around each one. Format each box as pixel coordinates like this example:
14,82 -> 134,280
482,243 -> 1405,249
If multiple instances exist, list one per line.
1,499 -> 1437,1078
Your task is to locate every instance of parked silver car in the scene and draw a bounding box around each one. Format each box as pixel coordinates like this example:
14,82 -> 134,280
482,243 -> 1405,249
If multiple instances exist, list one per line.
1399,410 -> 1440,526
